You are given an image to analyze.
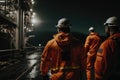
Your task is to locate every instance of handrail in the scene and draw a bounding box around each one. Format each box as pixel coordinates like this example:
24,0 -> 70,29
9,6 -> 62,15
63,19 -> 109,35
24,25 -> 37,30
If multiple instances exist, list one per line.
0,49 -> 20,53
0,47 -> 37,53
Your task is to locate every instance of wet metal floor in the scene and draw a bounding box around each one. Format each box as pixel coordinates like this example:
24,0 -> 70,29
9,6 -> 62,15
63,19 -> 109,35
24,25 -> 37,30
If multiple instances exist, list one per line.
0,50 -> 42,80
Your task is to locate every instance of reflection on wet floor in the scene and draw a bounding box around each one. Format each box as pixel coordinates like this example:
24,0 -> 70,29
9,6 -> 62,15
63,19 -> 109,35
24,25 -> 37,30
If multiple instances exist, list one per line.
27,60 -> 37,67
26,64 -> 40,79
25,51 -> 41,79
0,50 -> 42,80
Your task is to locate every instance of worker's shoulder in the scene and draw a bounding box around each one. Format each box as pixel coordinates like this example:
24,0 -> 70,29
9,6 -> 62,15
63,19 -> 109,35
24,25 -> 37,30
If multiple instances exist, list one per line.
100,37 -> 113,49
46,39 -> 56,46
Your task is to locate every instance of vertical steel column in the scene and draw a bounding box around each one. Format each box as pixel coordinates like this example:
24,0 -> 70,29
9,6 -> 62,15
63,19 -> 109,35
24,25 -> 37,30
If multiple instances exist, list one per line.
15,0 -> 20,49
15,0 -> 24,50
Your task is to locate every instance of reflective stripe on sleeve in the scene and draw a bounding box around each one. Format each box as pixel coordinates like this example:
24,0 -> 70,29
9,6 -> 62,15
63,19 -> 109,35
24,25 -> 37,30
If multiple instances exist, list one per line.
51,66 -> 80,71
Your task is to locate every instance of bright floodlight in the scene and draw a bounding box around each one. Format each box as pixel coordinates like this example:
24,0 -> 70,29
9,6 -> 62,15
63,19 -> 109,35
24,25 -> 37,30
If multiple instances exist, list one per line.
31,18 -> 36,24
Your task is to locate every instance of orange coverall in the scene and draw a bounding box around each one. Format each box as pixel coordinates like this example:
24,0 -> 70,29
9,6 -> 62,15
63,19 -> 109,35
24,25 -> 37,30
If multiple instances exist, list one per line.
40,32 -> 85,80
94,32 -> 120,80
84,32 -> 101,80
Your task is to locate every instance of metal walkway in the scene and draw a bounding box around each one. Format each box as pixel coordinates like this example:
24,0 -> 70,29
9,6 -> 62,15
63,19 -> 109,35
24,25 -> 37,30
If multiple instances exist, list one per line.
0,48 -> 42,80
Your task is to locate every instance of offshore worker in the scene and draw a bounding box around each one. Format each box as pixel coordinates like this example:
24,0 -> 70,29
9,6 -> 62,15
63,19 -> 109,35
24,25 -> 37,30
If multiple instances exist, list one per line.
84,27 -> 101,80
40,18 -> 86,80
95,16 -> 120,80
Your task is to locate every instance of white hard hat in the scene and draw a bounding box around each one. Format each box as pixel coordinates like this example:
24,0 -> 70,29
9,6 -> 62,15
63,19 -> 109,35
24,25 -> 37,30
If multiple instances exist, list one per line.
104,16 -> 119,26
56,18 -> 71,28
88,27 -> 94,31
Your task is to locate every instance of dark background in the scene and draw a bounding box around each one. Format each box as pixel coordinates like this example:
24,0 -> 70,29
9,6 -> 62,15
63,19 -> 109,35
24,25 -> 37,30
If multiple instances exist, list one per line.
28,0 -> 120,46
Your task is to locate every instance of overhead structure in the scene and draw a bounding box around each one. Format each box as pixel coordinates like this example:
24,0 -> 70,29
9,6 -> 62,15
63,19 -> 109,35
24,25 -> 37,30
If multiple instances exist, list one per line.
0,0 -> 35,50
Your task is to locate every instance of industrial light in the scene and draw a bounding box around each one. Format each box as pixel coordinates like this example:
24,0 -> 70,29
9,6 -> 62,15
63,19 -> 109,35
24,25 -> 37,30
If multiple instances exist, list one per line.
0,0 -> 5,3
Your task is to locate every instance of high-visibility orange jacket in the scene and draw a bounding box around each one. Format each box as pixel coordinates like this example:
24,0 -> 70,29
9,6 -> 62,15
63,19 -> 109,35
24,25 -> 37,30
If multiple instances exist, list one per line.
84,32 -> 101,55
40,32 -> 85,80
84,32 -> 101,80
95,32 -> 120,80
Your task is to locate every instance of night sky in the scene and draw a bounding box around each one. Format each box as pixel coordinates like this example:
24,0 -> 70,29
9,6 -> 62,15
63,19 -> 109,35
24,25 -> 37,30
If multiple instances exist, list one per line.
29,0 -> 120,46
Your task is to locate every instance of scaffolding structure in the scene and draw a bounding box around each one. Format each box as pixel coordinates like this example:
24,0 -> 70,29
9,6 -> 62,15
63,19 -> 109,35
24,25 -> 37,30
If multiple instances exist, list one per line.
0,0 -> 35,50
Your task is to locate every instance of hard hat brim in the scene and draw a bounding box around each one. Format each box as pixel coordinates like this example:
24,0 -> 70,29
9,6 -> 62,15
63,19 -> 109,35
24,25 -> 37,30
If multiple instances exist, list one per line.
55,25 -> 71,28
